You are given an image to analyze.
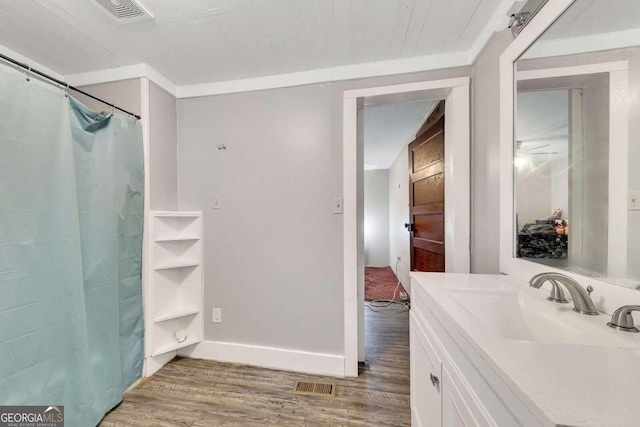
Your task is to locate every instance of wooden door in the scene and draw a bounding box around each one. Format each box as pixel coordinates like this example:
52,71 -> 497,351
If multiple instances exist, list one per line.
408,101 -> 445,272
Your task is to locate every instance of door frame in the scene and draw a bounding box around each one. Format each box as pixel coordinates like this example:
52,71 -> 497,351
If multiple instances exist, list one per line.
343,77 -> 471,376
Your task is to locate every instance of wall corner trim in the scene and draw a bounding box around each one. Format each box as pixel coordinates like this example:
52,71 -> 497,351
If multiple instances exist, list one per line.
177,341 -> 346,378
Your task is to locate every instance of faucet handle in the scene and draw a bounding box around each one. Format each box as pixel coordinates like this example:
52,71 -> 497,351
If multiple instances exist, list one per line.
607,305 -> 640,333
586,286 -> 593,297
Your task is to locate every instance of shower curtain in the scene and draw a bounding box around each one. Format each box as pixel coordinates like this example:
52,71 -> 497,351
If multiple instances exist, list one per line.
0,64 -> 144,426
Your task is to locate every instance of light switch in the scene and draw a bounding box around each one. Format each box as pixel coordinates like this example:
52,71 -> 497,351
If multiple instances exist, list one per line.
333,198 -> 344,214
629,192 -> 640,210
212,308 -> 222,323
212,195 -> 221,210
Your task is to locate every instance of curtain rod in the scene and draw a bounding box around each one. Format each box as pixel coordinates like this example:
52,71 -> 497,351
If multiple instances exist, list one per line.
0,52 -> 141,120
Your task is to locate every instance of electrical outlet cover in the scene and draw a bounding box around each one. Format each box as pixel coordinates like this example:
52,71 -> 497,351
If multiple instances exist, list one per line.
212,195 -> 221,210
629,192 -> 640,210
333,197 -> 343,214
212,308 -> 221,323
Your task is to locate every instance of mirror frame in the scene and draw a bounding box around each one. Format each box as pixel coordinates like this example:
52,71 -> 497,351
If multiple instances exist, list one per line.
499,0 -> 640,314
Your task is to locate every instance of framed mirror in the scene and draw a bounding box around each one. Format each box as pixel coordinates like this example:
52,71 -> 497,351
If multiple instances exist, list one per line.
500,0 -> 640,311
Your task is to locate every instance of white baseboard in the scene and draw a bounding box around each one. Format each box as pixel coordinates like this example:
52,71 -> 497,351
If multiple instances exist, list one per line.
178,341 -> 345,377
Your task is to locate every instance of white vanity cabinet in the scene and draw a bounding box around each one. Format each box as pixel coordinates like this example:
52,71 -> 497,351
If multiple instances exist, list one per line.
410,277 -> 542,427
410,310 -> 442,426
410,306 -> 487,427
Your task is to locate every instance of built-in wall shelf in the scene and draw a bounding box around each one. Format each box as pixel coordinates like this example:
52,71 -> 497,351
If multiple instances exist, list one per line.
147,211 -> 203,361
154,260 -> 200,271
154,237 -> 200,243
152,338 -> 200,357
153,212 -> 201,218
154,307 -> 200,323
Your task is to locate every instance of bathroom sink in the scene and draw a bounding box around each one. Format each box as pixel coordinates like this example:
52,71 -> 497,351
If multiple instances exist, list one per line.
448,288 -> 640,348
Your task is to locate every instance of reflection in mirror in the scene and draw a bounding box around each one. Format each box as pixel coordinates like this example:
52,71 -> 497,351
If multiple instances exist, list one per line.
514,0 -> 639,289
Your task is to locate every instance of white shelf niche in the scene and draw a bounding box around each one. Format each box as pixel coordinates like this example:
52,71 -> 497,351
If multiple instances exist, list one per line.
153,212 -> 201,241
148,211 -> 203,361
151,312 -> 201,356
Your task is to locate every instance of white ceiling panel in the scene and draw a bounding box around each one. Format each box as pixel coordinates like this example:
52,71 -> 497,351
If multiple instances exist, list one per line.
364,99 -> 437,170
542,0 -> 640,40
516,89 -> 569,160
0,0 -> 504,84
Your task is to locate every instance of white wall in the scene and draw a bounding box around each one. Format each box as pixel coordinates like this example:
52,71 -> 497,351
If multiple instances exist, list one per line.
550,156 -> 569,220
515,157 -> 570,231
364,170 -> 389,267
388,146 -> 411,292
580,74 -> 609,276
515,161 -> 552,229
75,79 -> 142,116
470,31 -> 514,274
178,84 -> 344,355
148,81 -> 178,211
177,67 -> 470,358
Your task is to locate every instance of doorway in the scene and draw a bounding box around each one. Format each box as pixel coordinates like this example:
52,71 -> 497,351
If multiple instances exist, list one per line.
361,97 -> 443,377
343,78 -> 471,376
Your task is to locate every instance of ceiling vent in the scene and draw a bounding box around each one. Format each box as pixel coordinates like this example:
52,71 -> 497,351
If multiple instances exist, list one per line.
93,0 -> 154,23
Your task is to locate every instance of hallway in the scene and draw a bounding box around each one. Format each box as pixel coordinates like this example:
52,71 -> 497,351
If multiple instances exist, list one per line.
100,306 -> 410,426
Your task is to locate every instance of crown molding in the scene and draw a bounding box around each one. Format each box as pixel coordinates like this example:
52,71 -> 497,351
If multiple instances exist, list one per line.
177,51 -> 471,98
61,50 -> 473,99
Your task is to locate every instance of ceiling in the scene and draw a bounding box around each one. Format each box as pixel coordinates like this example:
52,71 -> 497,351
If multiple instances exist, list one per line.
364,99 -> 436,170
542,0 -> 640,40
0,0 -> 503,85
516,89 -> 568,161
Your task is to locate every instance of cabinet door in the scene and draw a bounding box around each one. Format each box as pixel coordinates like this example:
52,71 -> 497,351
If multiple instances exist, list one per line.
410,313 -> 442,427
441,366 -> 478,427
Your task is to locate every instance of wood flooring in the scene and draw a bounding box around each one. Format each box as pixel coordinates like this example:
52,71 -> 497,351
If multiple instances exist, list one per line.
100,305 -> 410,426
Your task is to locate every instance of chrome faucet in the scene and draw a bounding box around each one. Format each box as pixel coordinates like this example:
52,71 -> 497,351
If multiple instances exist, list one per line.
607,306 -> 640,333
529,273 -> 598,315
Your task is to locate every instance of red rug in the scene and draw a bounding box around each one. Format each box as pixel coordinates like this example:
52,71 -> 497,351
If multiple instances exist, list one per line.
365,267 -> 407,301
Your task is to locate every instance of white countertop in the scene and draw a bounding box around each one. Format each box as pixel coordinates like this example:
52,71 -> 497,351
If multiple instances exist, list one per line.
411,272 -> 640,427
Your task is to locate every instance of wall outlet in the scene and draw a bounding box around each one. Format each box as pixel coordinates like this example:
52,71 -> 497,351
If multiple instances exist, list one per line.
212,195 -> 221,210
629,192 -> 640,210
212,308 -> 222,323
333,197 -> 344,214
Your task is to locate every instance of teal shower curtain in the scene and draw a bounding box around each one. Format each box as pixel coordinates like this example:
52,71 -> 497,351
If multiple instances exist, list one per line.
0,64 -> 144,426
